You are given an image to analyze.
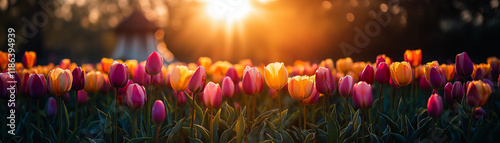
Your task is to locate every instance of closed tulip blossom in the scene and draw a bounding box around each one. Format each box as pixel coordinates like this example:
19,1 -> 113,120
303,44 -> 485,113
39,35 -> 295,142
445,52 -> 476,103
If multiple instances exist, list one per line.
264,62 -> 288,90
242,66 -> 264,95
188,66 -> 207,94
474,107 -> 487,119
451,81 -> 464,103
359,65 -> 375,84
222,77 -> 234,99
288,75 -> 314,101
455,52 -> 474,79
440,64 -> 455,82
376,54 -> 393,68
46,97 -> 57,117
22,51 -> 37,69
28,74 -> 47,100
152,100 -> 166,124
427,93 -> 444,117
444,82 -> 454,105
109,61 -> 130,88
424,61 -> 446,89
170,65 -> 194,92
338,75 -> 354,98
151,72 -> 163,87
126,83 -> 147,110
389,62 -> 413,87
71,67 -> 86,91
84,71 -> 104,93
133,63 -> 151,86
315,67 -> 336,95
419,76 -> 430,90
352,81 -> 373,109
225,66 -> 239,84
487,57 -> 500,80
404,49 -> 422,67
336,57 -> 353,74
145,51 -> 163,76
77,90 -> 88,105
466,80 -> 492,107
376,62 -> 391,84
98,75 -> 112,94
48,68 -> 73,96
203,82 -> 223,109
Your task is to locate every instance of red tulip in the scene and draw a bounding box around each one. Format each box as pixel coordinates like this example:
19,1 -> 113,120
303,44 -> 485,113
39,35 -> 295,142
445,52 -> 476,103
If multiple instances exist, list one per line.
427,93 -> 444,117
375,62 -> 390,84
222,76 -> 235,99
315,67 -> 335,95
352,81 -> 373,109
152,100 -> 166,124
71,67 -> 86,90
241,66 -> 264,95
226,66 -> 239,84
188,66 -> 207,94
203,82 -> 223,109
338,75 -> 354,98
145,51 -> 163,76
109,61 -> 130,88
359,65 -> 375,84
59,59 -> 71,69
444,82 -> 453,105
126,83 -> 147,110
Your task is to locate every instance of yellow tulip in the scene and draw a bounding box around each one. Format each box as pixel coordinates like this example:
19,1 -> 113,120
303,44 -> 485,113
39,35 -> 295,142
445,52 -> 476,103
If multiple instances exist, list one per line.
264,62 -> 288,90
198,57 -> 212,71
84,71 -> 104,93
170,65 -> 194,91
336,57 -> 353,74
47,68 -> 73,96
209,61 -> 232,83
390,62 -> 413,87
288,75 -> 315,101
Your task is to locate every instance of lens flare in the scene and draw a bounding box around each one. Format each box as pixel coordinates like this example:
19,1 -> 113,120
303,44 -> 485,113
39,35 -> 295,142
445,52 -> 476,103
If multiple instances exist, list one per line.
205,0 -> 253,22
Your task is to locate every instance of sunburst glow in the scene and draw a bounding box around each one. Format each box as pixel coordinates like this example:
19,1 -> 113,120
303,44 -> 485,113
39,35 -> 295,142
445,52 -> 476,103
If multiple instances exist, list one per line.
205,0 -> 253,22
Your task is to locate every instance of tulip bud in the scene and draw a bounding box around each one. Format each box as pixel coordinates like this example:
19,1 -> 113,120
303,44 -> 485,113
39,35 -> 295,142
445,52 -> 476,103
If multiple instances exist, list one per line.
203,82 -> 223,109
352,81 -> 373,109
77,90 -> 88,105
46,97 -> 57,117
419,76 -> 430,90
427,93 -> 444,117
455,52 -> 474,79
173,90 -> 187,106
338,75 -> 354,98
226,66 -> 239,84
264,62 -> 289,90
151,71 -> 163,87
48,68 -> 73,96
288,75 -> 314,101
222,77 -> 235,99
152,100 -> 166,124
188,66 -> 207,94
171,65 -> 194,91
424,61 -> 446,89
99,75 -> 112,94
376,54 -> 392,68
466,80 -> 492,107
28,74 -> 47,100
474,107 -> 487,119
242,66 -> 264,95
315,67 -> 336,95
440,64 -> 455,82
389,62 -> 413,87
109,61 -> 130,88
375,62 -> 390,84
302,86 -> 319,105
84,71 -> 104,93
133,63 -> 151,86
71,67 -> 86,90
22,51 -> 37,69
126,83 -> 147,110
451,81 -> 464,104
145,52 -> 163,76
359,65 -> 375,85
444,82 -> 453,105
404,49 -> 422,67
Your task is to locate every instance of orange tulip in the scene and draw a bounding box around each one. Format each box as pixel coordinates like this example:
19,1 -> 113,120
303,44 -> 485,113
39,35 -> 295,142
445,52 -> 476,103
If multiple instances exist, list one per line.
404,49 -> 422,67
319,59 -> 335,72
336,57 -> 353,74
0,51 -> 8,71
47,68 -> 73,96
22,51 -> 36,69
100,57 -> 114,73
125,60 -> 138,77
389,62 -> 413,87
59,59 -> 71,69
170,65 -> 194,91
84,71 -> 104,93
423,61 -> 446,89
440,64 -> 455,82
264,62 -> 288,90
197,57 -> 212,70
472,64 -> 491,80
466,80 -> 492,107
209,61 -> 232,83
288,75 -> 315,101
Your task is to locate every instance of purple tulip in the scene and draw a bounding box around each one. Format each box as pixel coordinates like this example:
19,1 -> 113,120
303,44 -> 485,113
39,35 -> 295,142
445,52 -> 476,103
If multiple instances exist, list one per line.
126,83 -> 147,110
352,81 -> 373,109
46,97 -> 57,117
427,93 -> 444,117
188,66 -> 207,94
77,90 -> 88,105
109,61 -> 130,88
315,67 -> 336,95
451,81 -> 464,103
0,73 -> 9,100
444,82 -> 453,105
222,76 -> 234,99
145,51 -> 163,76
338,75 -> 354,98
360,65 -> 375,85
474,107 -> 486,119
71,67 -> 86,90
375,62 -> 390,84
455,52 -> 474,79
419,76 -> 430,91
152,100 -> 166,124
28,74 -> 47,100
427,67 -> 446,89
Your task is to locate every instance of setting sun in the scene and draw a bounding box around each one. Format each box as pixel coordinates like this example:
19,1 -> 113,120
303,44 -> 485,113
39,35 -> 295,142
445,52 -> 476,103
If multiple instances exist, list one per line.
205,0 -> 253,22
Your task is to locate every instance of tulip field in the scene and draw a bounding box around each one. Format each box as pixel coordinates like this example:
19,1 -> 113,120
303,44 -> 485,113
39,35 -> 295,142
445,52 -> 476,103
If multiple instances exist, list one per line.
2,50 -> 500,143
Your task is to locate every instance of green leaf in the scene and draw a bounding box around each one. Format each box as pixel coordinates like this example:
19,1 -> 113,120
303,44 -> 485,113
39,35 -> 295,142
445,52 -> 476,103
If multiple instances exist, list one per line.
304,133 -> 315,143
220,122 -> 235,143
184,91 -> 204,120
253,109 -> 278,125
166,118 -> 184,143
409,117 -> 431,142
194,124 -> 211,142
379,112 -> 400,134
61,100 -> 70,131
213,109 -> 221,143
390,133 -> 406,142
128,137 -> 152,143
327,113 -> 339,143
235,114 -> 246,143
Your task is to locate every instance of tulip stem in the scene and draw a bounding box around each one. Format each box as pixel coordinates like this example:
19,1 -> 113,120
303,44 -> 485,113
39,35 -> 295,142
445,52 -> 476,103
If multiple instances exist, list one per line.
148,77 -> 153,138
303,103 -> 307,130
299,101 -> 303,130
378,84 -> 384,113
155,122 -> 161,143
252,95 -> 256,121
114,88 -> 118,143
74,90 -> 78,131
210,109 -> 214,143
344,97 -> 350,119
57,96 -> 62,143
323,95 -> 327,121
189,92 -> 197,138
278,90 -> 283,134
132,110 -> 137,138
468,106 -> 475,140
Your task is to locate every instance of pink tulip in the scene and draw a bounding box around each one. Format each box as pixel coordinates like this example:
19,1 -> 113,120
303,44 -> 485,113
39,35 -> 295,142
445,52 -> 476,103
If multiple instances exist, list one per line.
145,51 -> 163,76
133,63 -> 151,86
173,90 -> 187,106
375,62 -> 390,84
203,82 -> 222,109
315,67 -> 335,95
241,66 -> 263,95
109,61 -> 130,88
188,66 -> 207,94
118,80 -> 133,95
152,100 -> 166,124
444,82 -> 454,105
359,65 -> 375,85
222,76 -> 234,99
338,75 -> 354,98
72,67 -> 86,90
427,93 -> 444,117
152,71 -> 163,87
352,81 -> 373,109
226,66 -> 239,84
126,83 -> 147,110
